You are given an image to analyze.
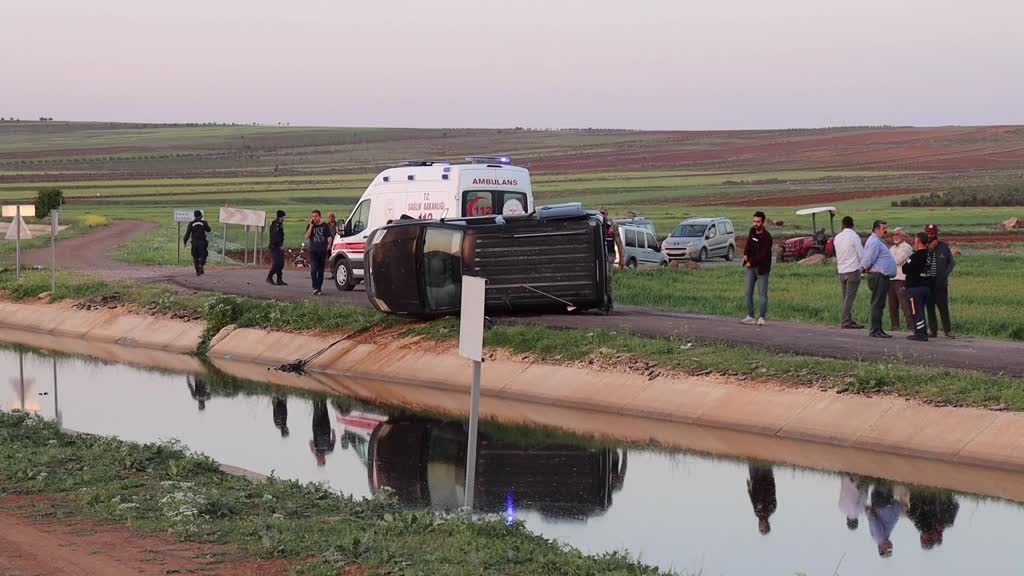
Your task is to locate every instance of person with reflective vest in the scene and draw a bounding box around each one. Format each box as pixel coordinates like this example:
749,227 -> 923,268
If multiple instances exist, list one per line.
182,210 -> 211,276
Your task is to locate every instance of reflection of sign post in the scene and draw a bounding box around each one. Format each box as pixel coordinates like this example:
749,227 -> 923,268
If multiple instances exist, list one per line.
174,209 -> 200,264
3,204 -> 36,279
218,207 -> 266,264
459,276 -> 487,510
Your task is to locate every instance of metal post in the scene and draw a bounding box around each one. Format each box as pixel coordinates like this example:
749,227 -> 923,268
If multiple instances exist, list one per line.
15,205 -> 21,279
464,359 -> 482,510
50,210 -> 57,292
176,221 -> 181,264
243,225 -> 248,265
221,224 -> 227,263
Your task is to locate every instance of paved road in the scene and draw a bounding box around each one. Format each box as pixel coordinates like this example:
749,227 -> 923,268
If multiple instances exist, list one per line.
20,221 -> 1024,377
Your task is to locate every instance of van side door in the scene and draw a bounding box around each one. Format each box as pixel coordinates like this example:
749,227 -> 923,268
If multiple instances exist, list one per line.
644,232 -> 660,263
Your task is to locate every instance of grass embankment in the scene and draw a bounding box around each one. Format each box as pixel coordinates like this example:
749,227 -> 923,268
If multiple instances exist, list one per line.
614,253 -> 1024,341
4,270 -> 1022,411
0,412 -> 665,576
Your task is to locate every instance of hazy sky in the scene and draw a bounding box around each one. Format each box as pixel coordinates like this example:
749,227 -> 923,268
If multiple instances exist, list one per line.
3,0 -> 1022,129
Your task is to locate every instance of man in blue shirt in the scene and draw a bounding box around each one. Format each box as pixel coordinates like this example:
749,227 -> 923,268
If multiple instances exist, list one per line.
861,220 -> 897,338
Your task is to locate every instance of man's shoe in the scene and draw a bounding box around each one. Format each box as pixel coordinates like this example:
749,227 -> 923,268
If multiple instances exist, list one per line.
313,290 -> 321,296
741,316 -> 756,325
944,332 -> 956,339
757,317 -> 766,327
276,279 -> 288,286
906,334 -> 928,342
929,332 -> 938,339
842,322 -> 864,329
266,277 -> 275,285
870,331 -> 892,339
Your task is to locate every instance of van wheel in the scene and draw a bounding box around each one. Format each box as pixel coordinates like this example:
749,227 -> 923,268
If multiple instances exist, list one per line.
333,258 -> 355,292
626,258 -> 638,269
698,248 -> 708,262
725,245 -> 735,261
659,259 -> 669,267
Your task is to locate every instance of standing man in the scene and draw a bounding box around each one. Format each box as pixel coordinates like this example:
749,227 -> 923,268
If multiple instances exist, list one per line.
741,211 -> 773,326
305,210 -> 333,295
325,212 -> 339,279
903,232 -> 932,341
925,224 -> 956,339
266,210 -> 287,286
861,220 -> 897,338
182,209 -> 211,276
887,227 -> 914,331
833,216 -> 865,329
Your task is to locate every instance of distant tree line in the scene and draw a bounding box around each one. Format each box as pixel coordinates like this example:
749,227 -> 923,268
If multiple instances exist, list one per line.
894,183 -> 1024,207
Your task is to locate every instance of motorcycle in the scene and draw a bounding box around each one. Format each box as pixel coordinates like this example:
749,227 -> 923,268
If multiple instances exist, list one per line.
288,243 -> 307,268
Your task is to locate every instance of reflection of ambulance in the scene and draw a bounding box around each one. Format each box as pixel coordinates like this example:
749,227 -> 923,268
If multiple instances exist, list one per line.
330,156 -> 533,291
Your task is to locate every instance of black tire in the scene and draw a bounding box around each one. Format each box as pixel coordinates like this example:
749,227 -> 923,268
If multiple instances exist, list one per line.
725,245 -> 736,261
333,258 -> 355,292
659,259 -> 669,267
698,248 -> 708,263
626,258 -> 638,269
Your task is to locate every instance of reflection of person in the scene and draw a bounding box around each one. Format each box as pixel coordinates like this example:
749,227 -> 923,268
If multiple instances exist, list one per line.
866,482 -> 903,558
309,398 -> 336,466
838,474 -> 868,530
182,210 -> 211,276
907,488 -> 959,550
272,396 -> 289,437
747,464 -> 777,535
186,376 -> 210,411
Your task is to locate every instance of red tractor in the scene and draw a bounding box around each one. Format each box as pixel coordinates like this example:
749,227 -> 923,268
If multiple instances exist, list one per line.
780,206 -> 837,262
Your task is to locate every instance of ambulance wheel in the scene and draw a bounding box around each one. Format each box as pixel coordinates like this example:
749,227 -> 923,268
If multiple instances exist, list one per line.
333,259 -> 354,292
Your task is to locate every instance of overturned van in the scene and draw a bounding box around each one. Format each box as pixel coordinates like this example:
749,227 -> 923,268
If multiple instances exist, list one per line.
364,204 -> 612,317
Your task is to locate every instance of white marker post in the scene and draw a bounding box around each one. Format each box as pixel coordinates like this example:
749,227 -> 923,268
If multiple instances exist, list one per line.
459,275 -> 487,510
50,210 -> 58,293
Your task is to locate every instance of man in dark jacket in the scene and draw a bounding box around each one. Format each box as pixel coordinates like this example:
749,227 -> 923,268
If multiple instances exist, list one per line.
903,232 -> 932,341
741,211 -> 773,326
924,224 -> 956,338
182,210 -> 211,276
266,210 -> 287,286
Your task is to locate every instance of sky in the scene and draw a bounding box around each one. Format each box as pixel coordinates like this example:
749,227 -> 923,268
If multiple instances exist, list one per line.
2,0 -> 1023,130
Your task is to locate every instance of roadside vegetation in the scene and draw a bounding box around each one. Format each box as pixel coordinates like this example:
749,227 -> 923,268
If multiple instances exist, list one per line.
896,183 -> 1024,207
0,411 -> 668,576
3,270 -> 1024,410
613,252 -> 1024,341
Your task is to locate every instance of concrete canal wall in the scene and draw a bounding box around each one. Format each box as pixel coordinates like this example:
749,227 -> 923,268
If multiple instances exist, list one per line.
3,300 -> 1024,494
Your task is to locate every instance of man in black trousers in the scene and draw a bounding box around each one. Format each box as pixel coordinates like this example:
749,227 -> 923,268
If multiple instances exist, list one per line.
182,210 -> 210,276
266,210 -> 287,286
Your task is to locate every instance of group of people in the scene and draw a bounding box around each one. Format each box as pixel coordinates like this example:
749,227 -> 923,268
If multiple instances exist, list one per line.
741,211 -> 956,341
182,208 -> 342,295
749,466 -> 960,558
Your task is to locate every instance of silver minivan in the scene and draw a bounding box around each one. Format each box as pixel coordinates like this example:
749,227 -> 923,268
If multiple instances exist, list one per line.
662,217 -> 736,262
617,224 -> 669,268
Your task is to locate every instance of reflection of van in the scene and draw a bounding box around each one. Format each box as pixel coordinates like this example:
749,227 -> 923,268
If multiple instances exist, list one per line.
331,157 -> 534,291
661,217 -> 736,262
617,224 -> 668,268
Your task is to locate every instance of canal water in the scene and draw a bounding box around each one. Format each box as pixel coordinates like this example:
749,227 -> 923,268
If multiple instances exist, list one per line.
2,346 -> 1020,576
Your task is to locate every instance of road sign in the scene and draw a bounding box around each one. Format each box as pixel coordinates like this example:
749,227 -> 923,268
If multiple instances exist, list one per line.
459,275 -> 487,510
219,207 -> 266,227
2,204 -> 35,218
4,215 -> 32,240
174,209 -> 200,222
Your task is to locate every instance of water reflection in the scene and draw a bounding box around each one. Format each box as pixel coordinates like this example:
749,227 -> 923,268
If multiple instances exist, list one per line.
1,347 -> 1010,575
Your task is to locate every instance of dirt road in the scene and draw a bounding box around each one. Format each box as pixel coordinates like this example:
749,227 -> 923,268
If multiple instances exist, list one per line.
0,496 -> 289,576
18,221 -> 1024,377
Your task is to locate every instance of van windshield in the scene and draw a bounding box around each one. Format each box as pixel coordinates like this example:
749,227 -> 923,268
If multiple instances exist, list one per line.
671,224 -> 707,238
422,228 -> 464,311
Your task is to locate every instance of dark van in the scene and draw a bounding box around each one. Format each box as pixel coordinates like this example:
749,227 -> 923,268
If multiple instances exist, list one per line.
364,205 -> 612,317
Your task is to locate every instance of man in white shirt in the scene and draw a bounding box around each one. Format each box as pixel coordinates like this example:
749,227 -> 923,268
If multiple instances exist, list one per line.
887,227 -> 914,331
833,216 -> 864,329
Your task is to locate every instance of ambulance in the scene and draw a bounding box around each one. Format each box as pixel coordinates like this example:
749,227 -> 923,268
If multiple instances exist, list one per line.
330,156 -> 533,291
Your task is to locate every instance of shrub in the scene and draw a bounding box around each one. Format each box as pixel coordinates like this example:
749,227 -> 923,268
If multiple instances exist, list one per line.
34,187 -> 64,218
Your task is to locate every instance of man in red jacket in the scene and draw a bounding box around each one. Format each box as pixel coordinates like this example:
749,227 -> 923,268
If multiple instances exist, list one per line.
742,211 -> 773,326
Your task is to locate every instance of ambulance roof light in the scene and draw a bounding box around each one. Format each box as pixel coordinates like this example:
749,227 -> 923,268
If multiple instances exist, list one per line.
465,155 -> 512,165
401,159 -> 450,167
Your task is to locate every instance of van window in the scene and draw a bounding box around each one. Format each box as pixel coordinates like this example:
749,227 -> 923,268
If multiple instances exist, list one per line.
348,200 -> 371,236
645,232 -> 658,249
725,220 -> 735,234
422,228 -> 464,311
707,226 -> 717,239
625,229 -> 638,248
717,222 -> 728,235
501,192 -> 528,216
464,191 -> 494,217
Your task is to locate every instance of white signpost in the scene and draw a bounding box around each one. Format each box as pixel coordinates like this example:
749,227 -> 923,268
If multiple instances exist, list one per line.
218,207 -> 266,264
174,209 -> 201,263
3,204 -> 36,278
459,275 -> 487,510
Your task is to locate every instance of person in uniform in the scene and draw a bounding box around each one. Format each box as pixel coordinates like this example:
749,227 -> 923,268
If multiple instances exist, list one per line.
266,210 -> 287,286
182,210 -> 211,276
